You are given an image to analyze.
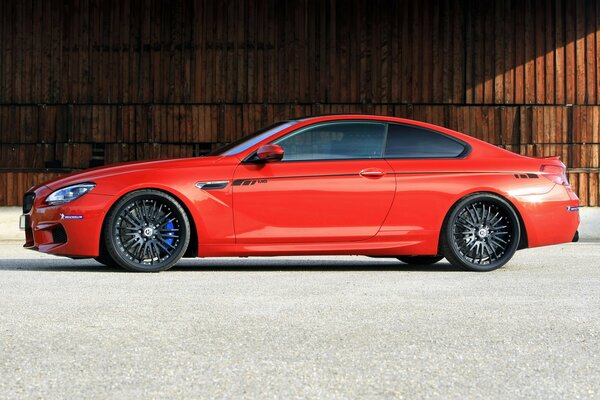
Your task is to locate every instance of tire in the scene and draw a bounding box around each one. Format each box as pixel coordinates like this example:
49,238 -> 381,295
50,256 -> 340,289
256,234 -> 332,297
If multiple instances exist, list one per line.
103,189 -> 191,272
94,254 -> 119,268
94,233 -> 120,267
397,255 -> 444,265
440,193 -> 521,272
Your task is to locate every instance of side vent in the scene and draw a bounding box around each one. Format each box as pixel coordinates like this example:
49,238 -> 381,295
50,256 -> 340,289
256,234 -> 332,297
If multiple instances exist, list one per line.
514,173 -> 539,179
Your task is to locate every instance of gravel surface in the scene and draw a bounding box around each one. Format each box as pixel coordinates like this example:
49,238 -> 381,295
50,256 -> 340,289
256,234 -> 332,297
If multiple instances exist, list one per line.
0,242 -> 599,399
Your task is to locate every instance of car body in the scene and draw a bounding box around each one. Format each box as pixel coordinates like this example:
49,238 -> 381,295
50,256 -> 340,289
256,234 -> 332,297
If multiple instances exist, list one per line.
21,115 -> 580,271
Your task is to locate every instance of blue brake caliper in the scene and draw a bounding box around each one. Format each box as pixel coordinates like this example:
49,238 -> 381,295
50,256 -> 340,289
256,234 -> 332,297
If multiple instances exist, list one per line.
164,221 -> 175,246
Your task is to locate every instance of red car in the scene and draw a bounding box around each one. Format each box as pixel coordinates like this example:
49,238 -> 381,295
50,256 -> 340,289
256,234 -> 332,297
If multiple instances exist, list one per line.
20,115 -> 580,272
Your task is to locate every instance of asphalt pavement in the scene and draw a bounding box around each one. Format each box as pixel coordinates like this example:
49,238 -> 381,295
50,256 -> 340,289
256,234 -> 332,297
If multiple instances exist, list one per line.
0,242 -> 599,399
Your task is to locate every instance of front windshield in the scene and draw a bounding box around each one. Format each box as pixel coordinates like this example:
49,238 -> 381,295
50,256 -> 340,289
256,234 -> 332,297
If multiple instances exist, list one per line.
208,120 -> 298,156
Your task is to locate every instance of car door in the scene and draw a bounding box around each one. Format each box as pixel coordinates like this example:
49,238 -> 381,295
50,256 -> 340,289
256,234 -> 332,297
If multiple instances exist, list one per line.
382,122 -> 471,232
232,121 -> 396,243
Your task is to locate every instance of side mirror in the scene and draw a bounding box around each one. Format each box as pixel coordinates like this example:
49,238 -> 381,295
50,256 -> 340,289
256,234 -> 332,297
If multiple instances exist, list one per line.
256,144 -> 284,163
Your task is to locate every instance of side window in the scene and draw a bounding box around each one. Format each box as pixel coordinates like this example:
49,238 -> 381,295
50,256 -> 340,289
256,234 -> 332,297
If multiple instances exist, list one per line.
274,122 -> 386,161
385,124 -> 467,158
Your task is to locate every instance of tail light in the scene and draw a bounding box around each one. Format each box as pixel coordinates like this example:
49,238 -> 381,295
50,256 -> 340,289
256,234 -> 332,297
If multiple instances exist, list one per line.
540,164 -> 569,186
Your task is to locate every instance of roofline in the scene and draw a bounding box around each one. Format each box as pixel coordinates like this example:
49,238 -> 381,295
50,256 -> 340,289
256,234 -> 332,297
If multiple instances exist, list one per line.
293,114 -> 514,159
295,114 -> 465,139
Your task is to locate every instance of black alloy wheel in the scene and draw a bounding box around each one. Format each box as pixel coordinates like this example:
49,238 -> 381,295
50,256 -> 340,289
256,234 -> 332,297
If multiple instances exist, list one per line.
104,190 -> 190,272
441,193 -> 520,272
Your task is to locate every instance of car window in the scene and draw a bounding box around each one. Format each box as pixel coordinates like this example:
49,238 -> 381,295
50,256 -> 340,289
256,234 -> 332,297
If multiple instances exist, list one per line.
273,122 -> 386,161
385,124 -> 466,158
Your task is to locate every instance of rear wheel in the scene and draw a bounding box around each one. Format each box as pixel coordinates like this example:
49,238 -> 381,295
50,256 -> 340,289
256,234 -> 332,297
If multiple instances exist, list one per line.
441,193 -> 520,272
397,256 -> 444,265
103,190 -> 190,272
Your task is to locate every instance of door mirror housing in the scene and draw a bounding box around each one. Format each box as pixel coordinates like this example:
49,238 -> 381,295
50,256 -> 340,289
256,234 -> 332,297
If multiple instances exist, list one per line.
256,144 -> 284,163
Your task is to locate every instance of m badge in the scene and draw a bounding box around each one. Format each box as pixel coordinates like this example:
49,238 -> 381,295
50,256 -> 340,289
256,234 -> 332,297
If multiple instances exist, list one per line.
232,179 -> 268,186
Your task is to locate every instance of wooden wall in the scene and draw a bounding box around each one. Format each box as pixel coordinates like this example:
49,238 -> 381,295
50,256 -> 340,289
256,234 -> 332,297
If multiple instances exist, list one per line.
0,0 -> 599,205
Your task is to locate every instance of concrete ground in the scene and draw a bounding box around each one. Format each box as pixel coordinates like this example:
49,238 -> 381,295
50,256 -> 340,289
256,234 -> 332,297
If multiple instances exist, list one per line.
0,242 -> 599,399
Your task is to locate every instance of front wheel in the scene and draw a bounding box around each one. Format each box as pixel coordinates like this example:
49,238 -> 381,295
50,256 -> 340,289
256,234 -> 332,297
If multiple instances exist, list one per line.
103,190 -> 191,272
441,194 -> 521,272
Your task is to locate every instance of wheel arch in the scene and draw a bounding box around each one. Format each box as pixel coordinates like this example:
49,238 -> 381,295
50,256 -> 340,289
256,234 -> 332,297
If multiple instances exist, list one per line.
98,186 -> 200,259
438,190 -> 529,254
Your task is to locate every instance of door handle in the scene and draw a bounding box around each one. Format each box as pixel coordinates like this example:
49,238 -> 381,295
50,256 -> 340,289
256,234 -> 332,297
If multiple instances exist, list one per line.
359,169 -> 385,178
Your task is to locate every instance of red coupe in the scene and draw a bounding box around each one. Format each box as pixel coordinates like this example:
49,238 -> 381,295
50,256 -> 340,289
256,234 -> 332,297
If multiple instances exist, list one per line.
20,115 -> 580,272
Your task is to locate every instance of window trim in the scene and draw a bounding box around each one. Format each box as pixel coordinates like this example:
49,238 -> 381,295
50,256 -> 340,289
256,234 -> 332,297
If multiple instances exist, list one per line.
242,119 -> 472,164
243,120 -> 388,163
383,122 -> 472,160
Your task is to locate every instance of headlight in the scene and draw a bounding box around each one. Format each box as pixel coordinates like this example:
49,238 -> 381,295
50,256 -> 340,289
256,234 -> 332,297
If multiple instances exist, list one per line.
45,183 -> 96,205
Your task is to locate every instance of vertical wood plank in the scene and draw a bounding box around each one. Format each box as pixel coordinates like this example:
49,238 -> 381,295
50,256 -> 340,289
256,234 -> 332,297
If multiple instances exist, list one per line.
514,0 -> 525,104
452,0 -> 465,104
483,3 -> 494,104
524,0 -> 536,104
534,0 -> 546,103
473,0 -> 484,103
493,0 -> 504,104
586,0 -> 597,104
565,0 -> 576,103
554,0 -> 565,104
541,1 -> 556,104
575,0 -> 586,104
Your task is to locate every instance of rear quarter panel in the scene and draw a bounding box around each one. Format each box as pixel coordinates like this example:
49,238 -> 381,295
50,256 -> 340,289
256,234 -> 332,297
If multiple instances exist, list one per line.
382,157 -> 559,253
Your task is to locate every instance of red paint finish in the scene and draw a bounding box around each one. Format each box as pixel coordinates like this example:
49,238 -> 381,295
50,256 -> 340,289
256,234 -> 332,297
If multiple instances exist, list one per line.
232,159 -> 395,243
22,115 -> 579,259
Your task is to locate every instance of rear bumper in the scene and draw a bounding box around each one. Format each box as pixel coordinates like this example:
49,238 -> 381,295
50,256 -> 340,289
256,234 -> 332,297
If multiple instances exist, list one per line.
22,186 -> 113,257
514,184 -> 580,248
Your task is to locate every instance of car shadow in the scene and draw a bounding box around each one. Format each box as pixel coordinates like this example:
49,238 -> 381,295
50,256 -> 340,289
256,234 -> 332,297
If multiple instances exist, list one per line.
0,259 -> 124,273
0,257 -> 464,272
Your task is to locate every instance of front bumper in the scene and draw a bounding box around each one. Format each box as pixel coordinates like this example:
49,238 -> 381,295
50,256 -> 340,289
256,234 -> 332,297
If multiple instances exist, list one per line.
22,185 -> 114,257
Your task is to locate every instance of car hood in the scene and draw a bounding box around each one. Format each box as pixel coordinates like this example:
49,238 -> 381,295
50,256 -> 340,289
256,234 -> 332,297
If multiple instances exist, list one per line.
38,156 -> 230,191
